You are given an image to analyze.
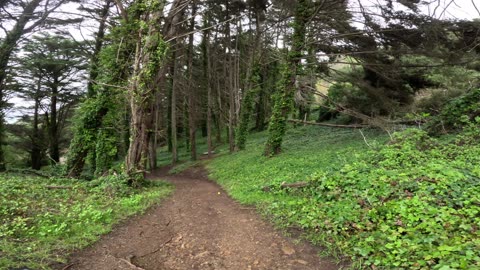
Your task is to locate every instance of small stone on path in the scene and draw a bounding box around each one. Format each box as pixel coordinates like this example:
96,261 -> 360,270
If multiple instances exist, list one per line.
281,246 -> 296,255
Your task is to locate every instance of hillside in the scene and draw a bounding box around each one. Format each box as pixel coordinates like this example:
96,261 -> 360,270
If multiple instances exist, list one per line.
206,125 -> 480,269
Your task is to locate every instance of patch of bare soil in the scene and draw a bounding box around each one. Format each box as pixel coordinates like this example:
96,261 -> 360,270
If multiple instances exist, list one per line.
60,166 -> 340,270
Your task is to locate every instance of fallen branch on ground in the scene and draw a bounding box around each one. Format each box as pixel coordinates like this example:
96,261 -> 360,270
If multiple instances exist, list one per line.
262,181 -> 309,192
288,119 -> 369,129
120,255 -> 145,270
61,262 -> 77,270
45,185 -> 73,190
138,236 -> 174,258
8,168 -> 50,178
280,181 -> 308,188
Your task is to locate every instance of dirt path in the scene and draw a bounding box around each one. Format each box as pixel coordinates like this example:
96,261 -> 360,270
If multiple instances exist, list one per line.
62,166 -> 340,270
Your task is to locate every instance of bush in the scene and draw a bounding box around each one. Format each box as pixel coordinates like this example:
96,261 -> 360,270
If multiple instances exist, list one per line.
427,88 -> 480,133
415,88 -> 466,114
328,82 -> 382,117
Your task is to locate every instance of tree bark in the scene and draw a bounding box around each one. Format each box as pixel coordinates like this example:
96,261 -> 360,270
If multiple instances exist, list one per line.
187,1 -> 197,161
125,1 -> 171,183
236,9 -> 263,150
203,19 -> 213,157
170,44 -> 178,164
31,78 -> 43,170
66,0 -> 113,177
264,0 -> 309,156
48,77 -> 60,163
87,0 -> 112,98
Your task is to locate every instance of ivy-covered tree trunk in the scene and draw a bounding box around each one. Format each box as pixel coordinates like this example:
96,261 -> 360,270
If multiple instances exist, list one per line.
202,19 -> 213,156
254,86 -> 266,131
0,91 -> 5,171
236,10 -> 263,151
264,0 -> 309,156
66,0 -> 114,177
87,0 -> 112,98
170,44 -> 178,164
125,2 -> 168,183
236,63 -> 261,150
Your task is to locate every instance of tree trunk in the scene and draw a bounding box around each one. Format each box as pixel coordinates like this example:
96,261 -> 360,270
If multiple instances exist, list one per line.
264,0 -> 309,156
125,2 -> 168,183
187,1 -> 198,161
183,99 -> 190,151
254,85 -> 266,131
224,1 -> 235,153
67,1 -> 113,177
49,78 -> 60,163
31,79 -> 43,170
0,90 -> 5,171
167,64 -> 173,152
203,20 -> 213,157
215,53 -> 223,144
171,45 -> 178,164
87,0 -> 112,97
236,10 -> 263,150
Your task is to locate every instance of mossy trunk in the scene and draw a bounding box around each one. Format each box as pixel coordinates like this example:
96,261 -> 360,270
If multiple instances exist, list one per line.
236,63 -> 261,150
236,10 -> 263,151
126,1 -> 168,184
264,0 -> 309,156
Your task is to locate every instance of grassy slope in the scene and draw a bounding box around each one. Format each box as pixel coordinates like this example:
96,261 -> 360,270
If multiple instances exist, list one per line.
0,174 -> 173,269
206,125 -> 480,269
207,126 -> 385,205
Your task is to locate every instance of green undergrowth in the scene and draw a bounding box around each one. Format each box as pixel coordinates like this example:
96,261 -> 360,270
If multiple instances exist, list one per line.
156,134 -> 213,169
207,124 -> 480,269
168,160 -> 202,174
156,133 -> 227,174
0,174 -> 173,269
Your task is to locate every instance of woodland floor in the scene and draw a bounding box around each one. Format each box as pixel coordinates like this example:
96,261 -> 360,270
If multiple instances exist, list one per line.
59,165 -> 340,270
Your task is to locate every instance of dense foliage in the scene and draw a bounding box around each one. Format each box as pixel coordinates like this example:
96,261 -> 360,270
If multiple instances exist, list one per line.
0,173 -> 172,269
427,88 -> 480,133
208,124 -> 480,269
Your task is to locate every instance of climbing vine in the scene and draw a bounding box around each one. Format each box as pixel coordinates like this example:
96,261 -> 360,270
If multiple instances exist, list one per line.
236,62 -> 262,150
264,0 -> 311,156
67,31 -> 133,178
264,61 -> 295,156
124,0 -> 169,185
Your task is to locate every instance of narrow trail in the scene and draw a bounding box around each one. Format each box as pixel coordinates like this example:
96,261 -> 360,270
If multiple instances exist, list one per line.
62,166 -> 340,270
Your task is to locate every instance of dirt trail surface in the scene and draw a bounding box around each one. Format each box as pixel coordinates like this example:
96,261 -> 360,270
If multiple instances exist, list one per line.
62,166 -> 340,270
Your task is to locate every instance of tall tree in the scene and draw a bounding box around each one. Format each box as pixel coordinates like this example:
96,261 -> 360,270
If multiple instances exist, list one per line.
0,0 -> 74,170
202,15 -> 214,156
236,4 -> 264,150
21,33 -> 85,164
67,0 -> 116,177
123,0 -> 186,181
186,0 -> 198,161
264,0 -> 310,156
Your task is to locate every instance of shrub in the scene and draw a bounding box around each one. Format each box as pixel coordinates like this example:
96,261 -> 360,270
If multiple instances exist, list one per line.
427,88 -> 480,133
